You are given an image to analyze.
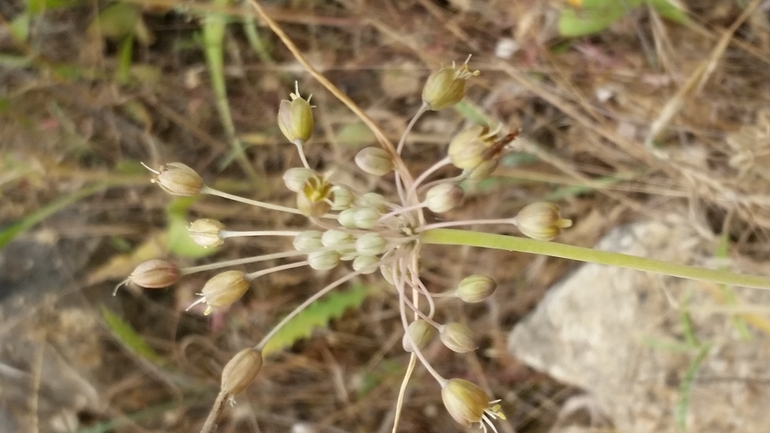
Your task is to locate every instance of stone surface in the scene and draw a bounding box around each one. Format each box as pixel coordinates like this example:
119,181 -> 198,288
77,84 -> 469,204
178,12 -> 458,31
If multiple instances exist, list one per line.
508,216 -> 770,433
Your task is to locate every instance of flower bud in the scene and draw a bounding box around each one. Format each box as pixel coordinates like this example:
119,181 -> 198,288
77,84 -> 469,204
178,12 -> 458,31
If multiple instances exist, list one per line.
402,319 -> 436,352
116,259 -> 180,294
221,348 -> 263,397
447,125 -> 495,170
355,233 -> 388,256
355,147 -> 394,176
338,208 -> 358,229
439,322 -> 478,353
425,183 -> 464,213
422,59 -> 479,111
297,176 -> 333,217
352,255 -> 379,274
441,379 -> 491,427
283,168 -> 317,193
357,192 -> 389,212
455,275 -> 497,303
188,218 -> 225,248
152,162 -> 203,196
354,207 -> 380,229
514,202 -> 573,241
278,83 -> 314,143
308,250 -> 340,271
293,230 -> 323,251
322,230 -> 354,248
189,270 -> 251,315
465,158 -> 499,181
330,185 -> 354,211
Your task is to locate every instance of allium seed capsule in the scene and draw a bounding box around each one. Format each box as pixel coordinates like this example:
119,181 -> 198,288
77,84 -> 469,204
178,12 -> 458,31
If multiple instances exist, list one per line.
447,125 -> 495,170
115,258 -> 180,294
188,218 -> 225,248
221,348 -> 263,397
278,84 -> 314,143
455,275 -> 497,303
293,230 -> 323,251
402,319 -> 437,352
308,250 -> 340,271
352,255 -> 379,274
465,158 -> 499,181
283,168 -> 317,193
441,379 -> 491,427
425,183 -> 464,213
422,59 -> 479,111
439,322 -> 478,353
355,233 -> 388,256
152,162 -> 203,196
189,270 -> 251,315
355,147 -> 394,176
514,202 -> 573,241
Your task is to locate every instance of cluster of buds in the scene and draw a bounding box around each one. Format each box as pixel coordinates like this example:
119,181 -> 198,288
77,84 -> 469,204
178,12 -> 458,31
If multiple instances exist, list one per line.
119,58 -> 574,433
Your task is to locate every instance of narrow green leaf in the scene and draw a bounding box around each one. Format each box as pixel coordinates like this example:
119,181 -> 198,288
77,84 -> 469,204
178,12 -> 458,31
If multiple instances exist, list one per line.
262,284 -> 371,356
10,13 -> 31,41
27,0 -> 84,14
648,0 -> 689,24
675,345 -> 710,430
558,0 -> 641,37
100,305 -> 167,366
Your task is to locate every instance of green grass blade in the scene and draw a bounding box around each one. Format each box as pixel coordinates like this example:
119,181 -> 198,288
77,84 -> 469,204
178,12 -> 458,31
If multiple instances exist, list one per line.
675,344 -> 710,430
100,305 -> 167,366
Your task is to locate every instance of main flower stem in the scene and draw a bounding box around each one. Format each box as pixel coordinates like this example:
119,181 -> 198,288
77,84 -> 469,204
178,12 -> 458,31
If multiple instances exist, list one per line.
420,228 -> 770,290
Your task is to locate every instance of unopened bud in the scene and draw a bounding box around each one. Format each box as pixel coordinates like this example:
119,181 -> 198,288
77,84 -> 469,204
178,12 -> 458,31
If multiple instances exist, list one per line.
188,218 -> 225,248
115,258 -> 179,294
338,208 -> 358,229
352,255 -> 379,274
357,192 -> 389,212
422,59 -> 479,111
151,162 -> 203,196
189,270 -> 250,315
455,275 -> 497,303
330,185 -> 354,210
354,207 -> 380,229
308,250 -> 340,271
221,348 -> 263,397
402,319 -> 437,352
283,168 -> 317,193
425,183 -> 464,213
439,322 -> 478,353
322,230 -> 354,248
293,230 -> 323,251
355,147 -> 394,176
278,83 -> 314,143
355,233 -> 388,256
514,202 -> 572,241
465,158 -> 499,180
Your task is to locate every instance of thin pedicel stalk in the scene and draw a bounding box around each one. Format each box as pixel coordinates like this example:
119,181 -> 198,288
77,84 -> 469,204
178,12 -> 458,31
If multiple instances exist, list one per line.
220,230 -> 300,239
417,218 -> 514,232
201,186 -> 305,215
180,245 -> 346,275
245,261 -> 308,281
421,228 -> 770,290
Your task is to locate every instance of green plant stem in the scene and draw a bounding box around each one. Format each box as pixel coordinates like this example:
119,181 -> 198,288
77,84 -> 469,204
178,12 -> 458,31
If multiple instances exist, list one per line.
420,228 -> 770,290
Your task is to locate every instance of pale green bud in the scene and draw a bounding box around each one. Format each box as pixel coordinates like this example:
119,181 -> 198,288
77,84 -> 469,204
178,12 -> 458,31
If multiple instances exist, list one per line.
425,183 -> 464,213
283,168 -> 317,193
439,322 -> 478,353
308,250 -> 340,271
322,230 -> 354,248
355,147 -> 394,176
515,202 -> 573,241
448,125 -> 495,170
355,232 -> 388,256
402,319 -> 436,352
293,230 -> 323,251
330,185 -> 354,210
352,255 -> 379,274
188,218 -> 225,248
221,348 -> 263,397
338,208 -> 358,229
354,207 -> 380,229
278,84 -> 314,143
422,59 -> 479,111
464,158 -> 499,180
152,162 -> 203,196
455,275 -> 497,303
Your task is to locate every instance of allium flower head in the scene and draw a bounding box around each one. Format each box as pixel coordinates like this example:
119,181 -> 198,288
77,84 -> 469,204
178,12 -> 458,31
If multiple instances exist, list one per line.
441,379 -> 506,432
